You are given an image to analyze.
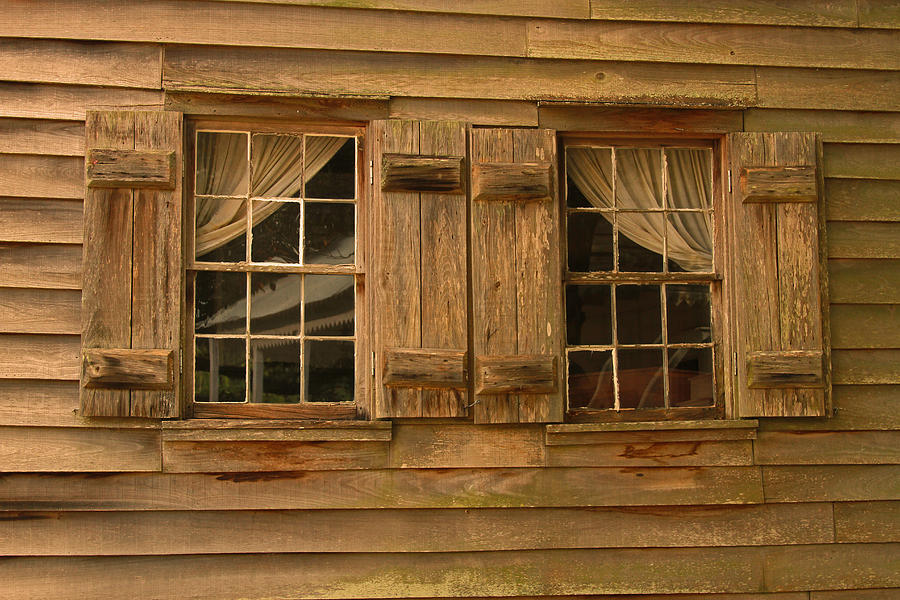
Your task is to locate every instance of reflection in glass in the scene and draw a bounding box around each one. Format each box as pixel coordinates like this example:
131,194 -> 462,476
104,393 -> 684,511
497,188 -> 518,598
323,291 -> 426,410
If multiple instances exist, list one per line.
616,148 -> 663,209
251,134 -> 303,198
196,199 -> 247,263
305,137 -> 355,199
250,339 -> 300,403
669,347 -> 714,407
195,337 -> 246,402
618,212 -> 664,272
195,271 -> 246,334
566,285 -> 612,346
305,275 -> 355,336
568,350 -> 614,409
666,284 -> 712,344
249,273 -> 301,335
566,147 -> 611,208
567,212 -> 613,272
304,202 -> 355,265
666,148 -> 712,210
667,212 -> 713,272
616,285 -> 662,345
305,340 -> 354,402
196,132 -> 248,196
251,201 -> 300,263
617,348 -> 664,409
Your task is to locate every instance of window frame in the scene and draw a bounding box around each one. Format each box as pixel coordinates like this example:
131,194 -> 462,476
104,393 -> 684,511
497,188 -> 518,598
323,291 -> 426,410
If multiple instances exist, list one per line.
183,117 -> 370,420
559,133 -> 730,423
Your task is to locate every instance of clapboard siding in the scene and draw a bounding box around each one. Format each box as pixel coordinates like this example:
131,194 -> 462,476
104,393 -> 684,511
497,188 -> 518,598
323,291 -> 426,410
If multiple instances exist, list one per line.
0,426 -> 161,472
744,109 -> 900,143
0,288 -> 80,334
0,198 -> 84,245
0,118 -> 84,155
0,334 -> 80,380
825,179 -> 900,222
831,305 -> 900,348
0,82 -> 162,121
0,154 -> 82,199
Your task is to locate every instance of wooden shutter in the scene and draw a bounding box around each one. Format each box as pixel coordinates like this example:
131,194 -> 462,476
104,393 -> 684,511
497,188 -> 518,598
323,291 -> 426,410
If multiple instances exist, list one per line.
372,120 -> 468,418
727,132 -> 830,417
470,128 -> 564,424
80,110 -> 183,418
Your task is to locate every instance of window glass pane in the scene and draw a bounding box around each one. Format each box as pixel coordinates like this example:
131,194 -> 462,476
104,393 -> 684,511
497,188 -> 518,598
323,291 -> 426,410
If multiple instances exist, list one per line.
617,348 -> 664,409
667,212 -> 712,272
666,284 -> 712,344
616,148 -> 663,210
305,275 -> 355,336
305,137 -> 355,199
196,199 -> 247,262
249,273 -> 301,335
304,202 -> 355,265
250,339 -> 300,403
566,285 -> 612,346
251,201 -> 300,264
567,212 -> 613,272
196,132 -> 248,196
616,285 -> 662,345
195,271 -> 246,334
305,340 -> 354,402
568,350 -> 614,410
566,147 -> 612,209
251,134 -> 303,198
666,148 -> 712,210
618,212 -> 664,272
669,347 -> 714,407
195,337 -> 246,402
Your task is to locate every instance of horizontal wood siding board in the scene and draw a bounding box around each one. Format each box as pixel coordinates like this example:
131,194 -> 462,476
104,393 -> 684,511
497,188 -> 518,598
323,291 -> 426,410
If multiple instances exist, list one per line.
389,423 -> 545,468
829,259 -> 900,304
0,154 -> 82,199
744,109 -> 900,143
812,590 -> 900,600
763,465 -> 900,502
834,500 -> 900,543
162,440 -> 390,472
82,348 -> 174,390
754,430 -> 900,465
0,198 -> 84,244
0,118 -> 84,156
0,83 -> 163,121
0,467 -> 764,510
0,38 -> 161,88
0,334 -> 80,380
539,104 -> 742,132
527,20 -> 900,70
0,243 -> 81,290
0,503 -> 834,556
825,179 -> 900,222
756,67 -> 900,112
828,223 -> 900,259
824,143 -> 900,180
86,149 -> 176,189
166,92 -> 389,120
163,45 -> 757,107
203,0 -> 592,19
0,426 -> 160,472
833,349 -> 900,385
831,305 -> 900,348
763,543 -> 900,591
547,439 -> 754,467
389,98 -> 538,127
858,0 -> 900,28
0,288 -> 80,334
589,0 -> 859,27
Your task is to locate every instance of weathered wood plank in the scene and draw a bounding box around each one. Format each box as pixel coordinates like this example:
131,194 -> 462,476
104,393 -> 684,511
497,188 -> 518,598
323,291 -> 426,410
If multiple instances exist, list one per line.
390,98 -> 538,127
830,260 -> 900,304
829,223 -> 900,259
381,155 -> 464,194
740,166 -> 817,203
0,154 -> 81,199
757,67 -> 900,112
812,590 -> 900,600
472,162 -> 552,202
390,423 -> 545,468
589,0 -> 858,27
82,348 -> 173,390
162,423 -> 390,442
213,0 -> 591,19
0,38 -> 161,88
475,355 -> 557,394
547,421 -> 757,444
382,348 -> 467,389
548,439 -> 754,467
0,503 -> 833,556
825,143 -> 900,180
0,243 -> 81,290
764,543 -> 900,591
527,20 -> 900,70
0,467 -> 764,510
747,350 -> 823,388
0,334 -> 79,380
745,109 -> 900,143
833,349 -> 900,385
858,0 -> 900,29
86,149 -> 175,189
755,430 -> 900,465
764,465 -> 900,502
832,305 -> 900,349
825,179 -> 900,223
0,288 -> 80,334
0,83 -> 163,121
163,440 -> 390,472
539,104 -> 742,133
835,501 -> 900,543
759,384 -> 900,431
0,426 -> 160,472
166,92 -> 389,121
164,45 -> 757,107
0,118 -> 84,156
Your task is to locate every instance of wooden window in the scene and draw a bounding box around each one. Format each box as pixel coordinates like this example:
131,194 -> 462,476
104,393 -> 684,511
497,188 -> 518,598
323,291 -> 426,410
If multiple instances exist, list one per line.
184,120 -> 367,419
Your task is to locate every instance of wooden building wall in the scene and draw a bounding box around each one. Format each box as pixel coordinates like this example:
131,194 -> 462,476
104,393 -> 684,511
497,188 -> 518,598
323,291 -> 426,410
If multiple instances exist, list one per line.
0,1 -> 898,598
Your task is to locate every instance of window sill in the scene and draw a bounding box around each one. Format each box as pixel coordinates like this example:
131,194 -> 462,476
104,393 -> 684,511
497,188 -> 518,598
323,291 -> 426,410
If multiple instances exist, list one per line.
546,419 -> 758,445
161,419 -> 391,442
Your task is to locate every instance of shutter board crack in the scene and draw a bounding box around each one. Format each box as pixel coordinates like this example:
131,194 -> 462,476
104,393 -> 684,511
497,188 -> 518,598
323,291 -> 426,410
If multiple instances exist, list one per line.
381,154 -> 464,194
86,148 -> 176,190
471,161 -> 553,202
740,165 -> 817,203
82,348 -> 174,390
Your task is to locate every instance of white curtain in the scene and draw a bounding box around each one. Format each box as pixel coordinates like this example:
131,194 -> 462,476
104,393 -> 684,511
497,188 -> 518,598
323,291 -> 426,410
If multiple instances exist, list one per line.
566,147 -> 712,272
195,135 -> 348,258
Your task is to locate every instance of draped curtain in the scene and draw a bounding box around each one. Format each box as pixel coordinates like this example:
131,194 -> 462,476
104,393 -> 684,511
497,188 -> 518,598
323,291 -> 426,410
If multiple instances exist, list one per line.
566,147 -> 713,272
195,135 -> 348,257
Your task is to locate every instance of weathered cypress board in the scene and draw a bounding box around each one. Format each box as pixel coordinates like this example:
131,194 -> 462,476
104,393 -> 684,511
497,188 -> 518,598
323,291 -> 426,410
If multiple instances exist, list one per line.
547,440 -> 754,467
0,118 -> 84,156
824,143 -> 900,180
0,243 -> 81,290
829,260 -> 900,304
0,154 -> 81,199
166,92 -> 389,121
389,423 -> 545,468
162,441 -> 391,472
589,0 -> 858,27
0,83 -> 163,121
527,20 -> 900,70
834,501 -> 900,543
828,223 -> 900,259
389,98 -> 538,126
763,465 -> 900,502
760,384 -> 900,431
744,109 -> 900,143
213,0 -> 592,19
756,67 -> 900,112
0,334 -> 79,380
539,105 -> 742,132
0,503 -> 833,556
833,349 -> 900,385
754,430 -> 900,465
0,467 -> 764,510
0,198 -> 83,244
858,0 -> 900,28
0,38 -> 161,88
831,305 -> 900,348
0,426 -> 160,472
0,288 -> 80,334
825,179 -> 900,222
763,543 -> 900,591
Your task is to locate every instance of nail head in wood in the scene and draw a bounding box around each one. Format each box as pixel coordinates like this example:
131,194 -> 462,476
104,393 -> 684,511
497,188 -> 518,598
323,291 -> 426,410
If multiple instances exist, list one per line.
82,348 -> 174,390
87,148 -> 176,190
740,166 -> 816,203
747,350 -> 823,388
471,162 -> 552,202
382,348 -> 467,389
475,355 -> 558,394
381,154 -> 464,193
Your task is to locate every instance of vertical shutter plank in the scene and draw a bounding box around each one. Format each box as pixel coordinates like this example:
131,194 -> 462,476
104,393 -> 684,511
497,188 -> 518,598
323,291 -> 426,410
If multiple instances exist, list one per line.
131,111 -> 182,418
471,128 -> 520,423
81,111 -> 135,417
419,121 -> 468,417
